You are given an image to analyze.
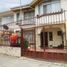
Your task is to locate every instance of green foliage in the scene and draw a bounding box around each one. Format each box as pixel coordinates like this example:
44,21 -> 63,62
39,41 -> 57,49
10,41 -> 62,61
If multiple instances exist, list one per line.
24,39 -> 29,49
17,38 -> 21,47
17,38 -> 29,48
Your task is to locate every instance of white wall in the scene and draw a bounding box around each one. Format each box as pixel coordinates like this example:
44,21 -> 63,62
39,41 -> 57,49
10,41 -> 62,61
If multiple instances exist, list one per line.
61,0 -> 67,10
35,5 -> 39,16
48,29 -> 62,48
44,28 -> 62,48
14,11 -> 24,22
0,46 -> 21,57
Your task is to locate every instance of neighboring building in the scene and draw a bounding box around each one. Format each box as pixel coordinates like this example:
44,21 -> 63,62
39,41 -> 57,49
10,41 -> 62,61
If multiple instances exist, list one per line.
0,0 -> 67,59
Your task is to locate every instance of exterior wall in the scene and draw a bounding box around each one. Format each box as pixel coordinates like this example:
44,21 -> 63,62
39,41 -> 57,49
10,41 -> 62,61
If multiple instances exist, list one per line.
14,12 -> 17,22
14,11 -> 24,22
35,5 -> 39,16
0,46 -> 21,57
35,1 -> 65,26
35,27 -> 43,51
35,24 -> 66,50
45,28 -> 62,48
61,0 -> 67,10
65,21 -> 67,48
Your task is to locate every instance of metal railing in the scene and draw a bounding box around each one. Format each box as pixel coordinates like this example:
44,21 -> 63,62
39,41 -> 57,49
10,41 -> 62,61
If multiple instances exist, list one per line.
36,10 -> 66,26
0,10 -> 66,28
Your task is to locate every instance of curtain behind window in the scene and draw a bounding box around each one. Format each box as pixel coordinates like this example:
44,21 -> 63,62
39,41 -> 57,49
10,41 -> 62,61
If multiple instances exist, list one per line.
43,0 -> 61,14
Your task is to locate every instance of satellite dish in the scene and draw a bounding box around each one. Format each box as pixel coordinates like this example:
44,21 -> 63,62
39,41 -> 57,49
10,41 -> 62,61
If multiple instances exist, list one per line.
3,24 -> 9,30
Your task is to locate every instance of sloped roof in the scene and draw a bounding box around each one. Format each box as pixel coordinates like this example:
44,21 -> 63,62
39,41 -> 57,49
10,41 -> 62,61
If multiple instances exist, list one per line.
0,10 -> 13,17
11,0 -> 43,11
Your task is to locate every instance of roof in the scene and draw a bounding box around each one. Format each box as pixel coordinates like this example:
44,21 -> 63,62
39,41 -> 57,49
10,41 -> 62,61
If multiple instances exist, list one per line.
0,0 -> 44,15
11,0 -> 43,11
0,10 -> 13,17
11,4 -> 31,11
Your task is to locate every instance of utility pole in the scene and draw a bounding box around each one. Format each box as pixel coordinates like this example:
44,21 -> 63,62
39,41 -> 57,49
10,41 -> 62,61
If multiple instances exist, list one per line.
19,0 -> 24,56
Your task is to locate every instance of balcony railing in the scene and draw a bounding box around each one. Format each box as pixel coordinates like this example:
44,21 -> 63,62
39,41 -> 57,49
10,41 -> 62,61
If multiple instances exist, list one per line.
17,17 -> 36,25
36,10 -> 66,26
0,10 -> 67,29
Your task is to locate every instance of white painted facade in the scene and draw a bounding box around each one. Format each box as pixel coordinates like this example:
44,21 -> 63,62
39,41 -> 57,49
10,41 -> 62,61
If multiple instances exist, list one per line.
46,28 -> 62,48
0,0 -> 67,26
0,0 -> 67,50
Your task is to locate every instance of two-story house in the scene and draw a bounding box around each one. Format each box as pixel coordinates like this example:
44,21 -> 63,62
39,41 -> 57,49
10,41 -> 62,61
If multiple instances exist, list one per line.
0,0 -> 67,60
10,0 -> 67,50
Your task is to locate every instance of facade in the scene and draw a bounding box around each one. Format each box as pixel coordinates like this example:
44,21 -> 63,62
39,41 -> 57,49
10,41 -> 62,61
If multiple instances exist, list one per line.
11,0 -> 67,51
0,0 -> 67,58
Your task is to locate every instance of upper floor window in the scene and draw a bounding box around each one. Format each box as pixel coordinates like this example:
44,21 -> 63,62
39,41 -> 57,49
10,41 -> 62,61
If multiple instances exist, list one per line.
17,13 -> 20,21
43,0 -> 61,14
24,11 -> 34,20
2,15 -> 14,24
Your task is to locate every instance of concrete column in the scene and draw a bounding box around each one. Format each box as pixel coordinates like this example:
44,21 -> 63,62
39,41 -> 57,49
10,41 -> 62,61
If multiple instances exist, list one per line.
22,12 -> 24,20
60,24 -> 66,49
19,11 -> 23,20
66,21 -> 67,40
35,5 -> 39,16
65,21 -> 67,49
14,12 -> 17,22
35,27 -> 43,51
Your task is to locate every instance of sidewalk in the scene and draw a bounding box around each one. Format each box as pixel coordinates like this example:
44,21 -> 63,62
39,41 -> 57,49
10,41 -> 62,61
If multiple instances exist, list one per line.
0,54 -> 67,67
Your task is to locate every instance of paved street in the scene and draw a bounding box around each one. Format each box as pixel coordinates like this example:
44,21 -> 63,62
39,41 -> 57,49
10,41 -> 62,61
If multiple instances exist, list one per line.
0,54 -> 67,67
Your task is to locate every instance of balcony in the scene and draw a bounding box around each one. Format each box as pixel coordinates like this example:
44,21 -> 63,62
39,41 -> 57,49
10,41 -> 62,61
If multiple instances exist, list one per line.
16,10 -> 66,27
17,17 -> 36,26
36,10 -> 66,26
0,10 -> 66,30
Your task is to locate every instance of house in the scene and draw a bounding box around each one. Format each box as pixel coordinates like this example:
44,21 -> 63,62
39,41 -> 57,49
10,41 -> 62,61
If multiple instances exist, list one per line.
0,0 -> 67,60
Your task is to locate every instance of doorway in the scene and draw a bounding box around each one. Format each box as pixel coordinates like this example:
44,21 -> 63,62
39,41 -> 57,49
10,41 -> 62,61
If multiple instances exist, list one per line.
40,32 -> 48,49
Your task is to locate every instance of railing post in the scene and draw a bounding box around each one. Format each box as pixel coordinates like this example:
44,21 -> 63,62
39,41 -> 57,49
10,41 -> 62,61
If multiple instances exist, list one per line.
64,10 -> 66,21
21,28 -> 24,56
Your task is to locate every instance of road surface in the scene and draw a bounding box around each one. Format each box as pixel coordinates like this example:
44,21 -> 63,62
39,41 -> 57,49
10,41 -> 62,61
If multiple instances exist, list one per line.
0,54 -> 67,67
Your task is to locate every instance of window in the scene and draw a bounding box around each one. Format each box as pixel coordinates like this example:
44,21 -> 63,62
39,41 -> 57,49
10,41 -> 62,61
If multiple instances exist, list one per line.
24,11 -> 34,20
49,32 -> 53,41
43,5 -> 47,14
57,31 -> 62,36
17,13 -> 20,21
43,0 -> 61,14
24,31 -> 34,44
2,16 -> 13,25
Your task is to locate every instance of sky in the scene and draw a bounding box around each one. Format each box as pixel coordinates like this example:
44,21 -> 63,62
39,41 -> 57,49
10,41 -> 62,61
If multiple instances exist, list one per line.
0,0 -> 33,12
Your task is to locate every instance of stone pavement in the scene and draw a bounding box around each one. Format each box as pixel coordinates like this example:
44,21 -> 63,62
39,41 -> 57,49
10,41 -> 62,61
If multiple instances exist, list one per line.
0,54 -> 67,67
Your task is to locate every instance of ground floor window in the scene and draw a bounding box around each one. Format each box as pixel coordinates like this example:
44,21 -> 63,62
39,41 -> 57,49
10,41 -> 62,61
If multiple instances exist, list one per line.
0,31 -> 11,46
24,30 -> 35,45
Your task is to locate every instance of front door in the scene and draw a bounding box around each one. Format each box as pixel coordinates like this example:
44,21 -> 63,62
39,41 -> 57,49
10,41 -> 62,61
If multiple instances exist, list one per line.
40,32 -> 48,48
44,32 -> 48,48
